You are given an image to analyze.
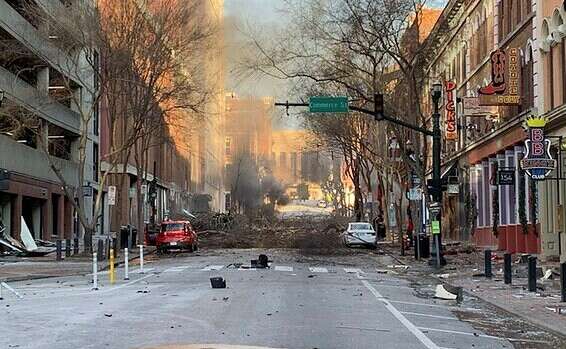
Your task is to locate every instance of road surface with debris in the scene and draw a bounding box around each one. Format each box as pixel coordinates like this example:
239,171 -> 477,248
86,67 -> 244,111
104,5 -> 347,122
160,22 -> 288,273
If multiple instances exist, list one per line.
0,249 -> 555,349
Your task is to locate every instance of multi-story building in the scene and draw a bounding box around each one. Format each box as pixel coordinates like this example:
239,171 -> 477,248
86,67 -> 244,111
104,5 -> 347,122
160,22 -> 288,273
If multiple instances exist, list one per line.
0,0 -> 98,243
421,0 -> 538,253
224,94 -> 273,167
536,1 -> 566,261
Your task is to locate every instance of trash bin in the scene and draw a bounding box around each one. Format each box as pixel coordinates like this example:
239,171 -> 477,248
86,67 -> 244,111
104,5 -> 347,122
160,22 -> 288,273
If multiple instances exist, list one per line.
120,226 -> 138,249
414,234 -> 430,259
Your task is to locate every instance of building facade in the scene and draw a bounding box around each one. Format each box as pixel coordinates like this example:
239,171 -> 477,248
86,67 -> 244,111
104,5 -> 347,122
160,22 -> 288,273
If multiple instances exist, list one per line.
0,0 -> 98,244
422,0 -> 539,253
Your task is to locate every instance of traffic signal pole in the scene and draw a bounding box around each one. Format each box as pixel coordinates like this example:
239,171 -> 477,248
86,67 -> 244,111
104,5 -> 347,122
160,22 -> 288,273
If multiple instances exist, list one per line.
276,92 -> 444,265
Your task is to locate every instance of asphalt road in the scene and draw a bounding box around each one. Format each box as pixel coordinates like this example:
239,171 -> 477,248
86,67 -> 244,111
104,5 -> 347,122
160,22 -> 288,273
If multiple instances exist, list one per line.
0,249 -> 514,349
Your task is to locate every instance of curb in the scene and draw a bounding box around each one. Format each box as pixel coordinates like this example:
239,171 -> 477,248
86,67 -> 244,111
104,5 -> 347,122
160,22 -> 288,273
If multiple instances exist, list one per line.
381,246 -> 566,340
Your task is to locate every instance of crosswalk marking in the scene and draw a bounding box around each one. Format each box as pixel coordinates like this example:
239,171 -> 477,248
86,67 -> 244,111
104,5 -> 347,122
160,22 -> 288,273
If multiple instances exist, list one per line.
274,266 -> 293,272
201,265 -> 224,271
344,268 -> 363,274
164,266 -> 190,272
309,267 -> 328,273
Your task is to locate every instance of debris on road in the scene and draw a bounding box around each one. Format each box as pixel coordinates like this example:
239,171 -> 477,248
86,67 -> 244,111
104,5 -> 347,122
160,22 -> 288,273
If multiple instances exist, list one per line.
435,284 -> 460,301
210,277 -> 226,289
104,313 -> 112,318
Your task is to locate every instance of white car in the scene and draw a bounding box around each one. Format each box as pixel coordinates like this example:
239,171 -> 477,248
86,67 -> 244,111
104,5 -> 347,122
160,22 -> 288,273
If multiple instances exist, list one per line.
342,222 -> 377,248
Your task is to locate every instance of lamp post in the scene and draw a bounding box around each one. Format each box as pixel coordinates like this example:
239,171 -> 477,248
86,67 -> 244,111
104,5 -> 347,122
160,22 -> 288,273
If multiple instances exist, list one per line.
430,81 -> 445,266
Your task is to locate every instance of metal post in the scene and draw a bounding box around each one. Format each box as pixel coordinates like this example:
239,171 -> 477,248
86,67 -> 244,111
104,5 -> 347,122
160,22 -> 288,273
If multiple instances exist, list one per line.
109,248 -> 115,284
0,282 -> 3,300
97,239 -> 104,261
56,240 -> 62,261
435,234 -> 441,268
124,248 -> 129,280
484,249 -> 492,278
128,225 -> 133,250
528,255 -> 537,292
504,253 -> 512,284
73,238 -> 79,255
561,262 -> 566,302
92,252 -> 98,290
431,97 -> 443,264
65,239 -> 71,258
416,233 -> 421,261
139,245 -> 144,274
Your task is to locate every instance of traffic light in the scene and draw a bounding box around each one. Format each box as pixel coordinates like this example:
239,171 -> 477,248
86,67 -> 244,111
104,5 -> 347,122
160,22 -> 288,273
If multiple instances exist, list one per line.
374,93 -> 384,121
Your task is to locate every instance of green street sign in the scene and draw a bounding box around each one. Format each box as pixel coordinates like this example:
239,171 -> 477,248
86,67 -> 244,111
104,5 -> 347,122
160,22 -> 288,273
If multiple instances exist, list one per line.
431,220 -> 440,235
309,96 -> 349,113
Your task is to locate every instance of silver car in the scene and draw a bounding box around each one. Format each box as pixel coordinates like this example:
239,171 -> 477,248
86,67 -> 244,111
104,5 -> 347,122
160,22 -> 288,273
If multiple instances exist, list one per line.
342,222 -> 377,248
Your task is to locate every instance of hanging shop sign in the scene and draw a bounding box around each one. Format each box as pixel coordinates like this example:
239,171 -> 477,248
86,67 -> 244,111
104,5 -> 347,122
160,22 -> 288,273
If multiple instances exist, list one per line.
520,116 -> 556,180
463,97 -> 498,117
478,48 -> 521,106
497,169 -> 516,185
444,81 -> 457,140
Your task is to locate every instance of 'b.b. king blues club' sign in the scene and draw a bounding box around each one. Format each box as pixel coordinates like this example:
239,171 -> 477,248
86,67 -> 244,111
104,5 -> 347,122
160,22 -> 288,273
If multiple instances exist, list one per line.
520,116 -> 556,180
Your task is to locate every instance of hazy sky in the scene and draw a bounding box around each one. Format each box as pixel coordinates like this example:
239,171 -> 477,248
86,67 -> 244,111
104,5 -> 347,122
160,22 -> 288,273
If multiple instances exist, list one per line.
223,0 -> 449,128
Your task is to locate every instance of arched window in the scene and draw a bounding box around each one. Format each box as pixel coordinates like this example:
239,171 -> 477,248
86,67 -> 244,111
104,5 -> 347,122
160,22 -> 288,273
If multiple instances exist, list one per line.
516,0 -> 522,25
520,46 -> 534,112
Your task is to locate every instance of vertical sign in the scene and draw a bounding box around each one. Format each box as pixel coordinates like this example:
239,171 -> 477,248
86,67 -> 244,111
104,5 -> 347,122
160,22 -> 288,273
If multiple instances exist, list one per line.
108,186 -> 116,206
444,81 -> 457,140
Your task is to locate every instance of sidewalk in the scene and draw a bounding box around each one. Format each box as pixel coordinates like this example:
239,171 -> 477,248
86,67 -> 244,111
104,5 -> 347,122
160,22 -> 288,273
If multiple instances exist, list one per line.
383,243 -> 566,339
0,247 -> 154,282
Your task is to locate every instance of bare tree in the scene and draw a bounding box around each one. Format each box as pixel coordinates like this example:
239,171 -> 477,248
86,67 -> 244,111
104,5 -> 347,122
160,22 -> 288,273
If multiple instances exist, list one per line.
237,0 -> 437,233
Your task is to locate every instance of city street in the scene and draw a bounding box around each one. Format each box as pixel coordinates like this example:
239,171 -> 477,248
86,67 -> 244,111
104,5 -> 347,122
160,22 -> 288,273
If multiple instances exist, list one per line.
0,249 -> 522,349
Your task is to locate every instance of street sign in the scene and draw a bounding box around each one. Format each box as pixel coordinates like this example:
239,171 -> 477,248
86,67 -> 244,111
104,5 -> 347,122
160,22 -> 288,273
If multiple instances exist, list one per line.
447,184 -> 459,195
309,96 -> 349,113
108,186 -> 116,206
431,220 -> 440,235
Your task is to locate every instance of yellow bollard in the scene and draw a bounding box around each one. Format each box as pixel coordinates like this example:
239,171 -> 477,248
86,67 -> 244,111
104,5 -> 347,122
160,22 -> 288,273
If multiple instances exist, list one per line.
109,248 -> 115,285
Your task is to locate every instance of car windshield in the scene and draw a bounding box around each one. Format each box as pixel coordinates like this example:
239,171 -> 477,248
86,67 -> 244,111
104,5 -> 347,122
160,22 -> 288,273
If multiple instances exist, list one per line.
351,223 -> 373,230
161,223 -> 184,232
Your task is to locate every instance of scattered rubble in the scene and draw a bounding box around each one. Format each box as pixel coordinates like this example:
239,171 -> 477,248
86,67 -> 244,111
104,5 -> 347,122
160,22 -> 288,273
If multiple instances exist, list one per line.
435,284 -> 462,301
210,277 -> 226,289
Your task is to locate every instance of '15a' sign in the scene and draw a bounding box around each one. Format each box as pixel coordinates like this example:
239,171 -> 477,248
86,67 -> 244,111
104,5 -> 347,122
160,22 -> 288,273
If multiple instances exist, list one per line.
520,116 -> 556,180
445,81 -> 457,141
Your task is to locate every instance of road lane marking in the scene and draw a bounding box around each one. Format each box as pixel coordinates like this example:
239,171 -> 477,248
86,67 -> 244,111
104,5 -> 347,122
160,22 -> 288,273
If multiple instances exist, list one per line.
201,265 -> 224,271
400,311 -> 459,320
275,266 -> 293,272
388,300 -> 450,308
417,327 -> 504,340
344,268 -> 363,274
360,277 -> 440,349
309,267 -> 328,273
163,266 -> 190,272
132,268 -> 154,274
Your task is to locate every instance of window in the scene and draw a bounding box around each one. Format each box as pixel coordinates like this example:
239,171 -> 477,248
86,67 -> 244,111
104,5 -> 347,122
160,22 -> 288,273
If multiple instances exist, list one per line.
520,47 -> 534,112
498,155 -> 507,225
483,161 -> 490,227
225,137 -> 231,156
290,152 -> 297,178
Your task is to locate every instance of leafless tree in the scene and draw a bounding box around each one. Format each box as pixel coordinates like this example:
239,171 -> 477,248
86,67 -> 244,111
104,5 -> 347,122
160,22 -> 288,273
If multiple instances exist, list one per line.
237,0 -> 437,233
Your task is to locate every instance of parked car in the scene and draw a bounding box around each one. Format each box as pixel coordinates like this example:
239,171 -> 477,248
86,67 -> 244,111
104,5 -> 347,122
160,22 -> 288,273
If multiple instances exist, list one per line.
341,222 -> 377,248
156,221 -> 198,253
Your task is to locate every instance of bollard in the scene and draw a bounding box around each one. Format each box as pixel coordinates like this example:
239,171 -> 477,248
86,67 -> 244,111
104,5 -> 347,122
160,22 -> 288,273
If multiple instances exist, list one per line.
504,253 -> 512,284
65,239 -> 71,258
124,248 -> 129,280
139,245 -> 144,274
0,282 -> 3,300
484,249 -> 492,278
56,240 -> 62,261
528,255 -> 537,292
92,252 -> 98,290
97,239 -> 104,261
561,262 -> 566,303
109,248 -> 115,285
73,238 -> 79,255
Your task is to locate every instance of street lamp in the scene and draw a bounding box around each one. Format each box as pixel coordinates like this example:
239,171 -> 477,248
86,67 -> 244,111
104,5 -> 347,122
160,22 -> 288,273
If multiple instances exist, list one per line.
430,81 -> 445,267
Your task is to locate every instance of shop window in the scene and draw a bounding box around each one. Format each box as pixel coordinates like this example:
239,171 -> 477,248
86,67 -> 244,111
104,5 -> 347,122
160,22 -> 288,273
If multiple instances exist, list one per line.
506,154 -> 517,224
483,161 -> 490,227
498,156 -> 508,225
